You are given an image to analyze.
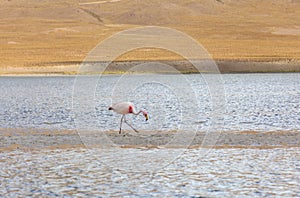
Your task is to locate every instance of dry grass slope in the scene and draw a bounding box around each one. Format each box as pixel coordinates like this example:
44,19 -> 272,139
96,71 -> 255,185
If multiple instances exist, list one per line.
0,0 -> 299,74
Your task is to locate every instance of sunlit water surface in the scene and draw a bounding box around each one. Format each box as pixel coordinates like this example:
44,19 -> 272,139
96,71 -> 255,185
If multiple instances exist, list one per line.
0,148 -> 299,197
1,74 -> 299,197
0,73 -> 299,131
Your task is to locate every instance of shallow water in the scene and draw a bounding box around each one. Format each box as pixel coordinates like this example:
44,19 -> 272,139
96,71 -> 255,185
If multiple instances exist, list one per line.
0,73 -> 299,132
0,148 -> 299,197
1,74 -> 300,197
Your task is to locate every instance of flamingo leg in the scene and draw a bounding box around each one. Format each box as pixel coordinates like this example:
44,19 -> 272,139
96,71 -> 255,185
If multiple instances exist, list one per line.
124,116 -> 139,133
119,115 -> 124,134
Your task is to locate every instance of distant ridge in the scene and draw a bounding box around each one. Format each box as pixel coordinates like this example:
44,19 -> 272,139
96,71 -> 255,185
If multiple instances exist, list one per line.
0,0 -> 299,74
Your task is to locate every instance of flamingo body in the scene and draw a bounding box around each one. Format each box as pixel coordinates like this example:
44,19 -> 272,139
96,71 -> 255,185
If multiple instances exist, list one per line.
109,102 -> 135,115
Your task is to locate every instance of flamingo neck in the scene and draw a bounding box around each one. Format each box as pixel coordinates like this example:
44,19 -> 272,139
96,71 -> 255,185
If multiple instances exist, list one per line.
132,110 -> 142,115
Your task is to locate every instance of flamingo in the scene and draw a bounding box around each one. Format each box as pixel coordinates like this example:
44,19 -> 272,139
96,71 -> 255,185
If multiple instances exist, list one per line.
108,102 -> 149,134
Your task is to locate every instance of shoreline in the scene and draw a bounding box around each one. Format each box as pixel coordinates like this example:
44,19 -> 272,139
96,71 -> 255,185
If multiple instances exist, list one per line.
1,128 -> 299,152
1,59 -> 300,76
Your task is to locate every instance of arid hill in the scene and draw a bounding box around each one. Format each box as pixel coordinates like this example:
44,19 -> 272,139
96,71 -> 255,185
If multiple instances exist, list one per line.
0,0 -> 299,74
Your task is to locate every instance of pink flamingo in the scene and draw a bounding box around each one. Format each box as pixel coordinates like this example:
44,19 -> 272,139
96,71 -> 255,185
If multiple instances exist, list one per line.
108,102 -> 149,134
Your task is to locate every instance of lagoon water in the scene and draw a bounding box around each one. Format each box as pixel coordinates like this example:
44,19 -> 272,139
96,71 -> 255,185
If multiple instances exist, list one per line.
0,73 -> 300,132
1,73 -> 300,197
1,148 -> 299,197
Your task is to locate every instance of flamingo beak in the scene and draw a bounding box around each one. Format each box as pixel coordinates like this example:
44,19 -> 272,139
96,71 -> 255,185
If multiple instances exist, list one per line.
145,114 -> 149,121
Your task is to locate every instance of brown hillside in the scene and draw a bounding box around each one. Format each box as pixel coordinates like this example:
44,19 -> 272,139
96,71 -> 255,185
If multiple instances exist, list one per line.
0,0 -> 299,73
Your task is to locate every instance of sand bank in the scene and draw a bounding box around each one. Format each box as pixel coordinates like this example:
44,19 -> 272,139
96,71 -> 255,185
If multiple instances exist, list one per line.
0,128 -> 299,151
1,60 -> 300,76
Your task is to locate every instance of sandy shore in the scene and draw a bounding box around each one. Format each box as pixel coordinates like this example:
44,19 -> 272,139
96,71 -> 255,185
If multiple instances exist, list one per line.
1,128 -> 299,151
1,60 -> 300,76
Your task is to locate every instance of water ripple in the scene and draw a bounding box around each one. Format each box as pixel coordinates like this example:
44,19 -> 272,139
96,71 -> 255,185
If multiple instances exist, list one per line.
0,148 -> 299,197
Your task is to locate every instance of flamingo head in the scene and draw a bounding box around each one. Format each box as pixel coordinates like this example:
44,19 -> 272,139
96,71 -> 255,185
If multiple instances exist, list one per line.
142,111 -> 148,121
